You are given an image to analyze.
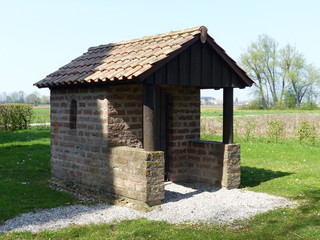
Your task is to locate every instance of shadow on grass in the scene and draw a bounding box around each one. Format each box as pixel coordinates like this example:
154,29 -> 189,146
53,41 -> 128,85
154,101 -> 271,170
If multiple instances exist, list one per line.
255,188 -> 320,239
240,166 -> 292,188
0,127 -> 50,145
297,189 -> 320,204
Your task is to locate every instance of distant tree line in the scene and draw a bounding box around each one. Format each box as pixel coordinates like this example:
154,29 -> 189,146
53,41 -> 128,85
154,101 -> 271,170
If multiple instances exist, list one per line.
201,96 -> 216,105
240,35 -> 320,110
0,91 -> 49,105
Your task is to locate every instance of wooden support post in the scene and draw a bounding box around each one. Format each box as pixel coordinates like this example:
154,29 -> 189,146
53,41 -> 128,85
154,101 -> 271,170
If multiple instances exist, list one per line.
223,88 -> 234,144
143,84 -> 155,151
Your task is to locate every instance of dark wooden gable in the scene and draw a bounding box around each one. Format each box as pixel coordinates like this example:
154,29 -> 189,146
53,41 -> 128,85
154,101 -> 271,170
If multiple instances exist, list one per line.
145,41 -> 247,89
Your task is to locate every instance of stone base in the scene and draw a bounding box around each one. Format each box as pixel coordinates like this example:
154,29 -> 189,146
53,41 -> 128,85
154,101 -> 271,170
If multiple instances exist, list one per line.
49,178 -> 161,212
50,146 -> 165,211
49,142 -> 240,212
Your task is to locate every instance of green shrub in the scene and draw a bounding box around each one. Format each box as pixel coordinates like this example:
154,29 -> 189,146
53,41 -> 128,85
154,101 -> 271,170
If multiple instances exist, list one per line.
238,99 -> 265,110
0,104 -> 33,131
234,119 -> 240,137
266,120 -> 284,142
270,102 -> 286,110
299,102 -> 319,110
244,120 -> 256,141
296,120 -> 317,145
283,92 -> 297,109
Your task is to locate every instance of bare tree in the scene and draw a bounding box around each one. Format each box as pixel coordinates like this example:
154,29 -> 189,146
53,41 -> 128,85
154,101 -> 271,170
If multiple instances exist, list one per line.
240,35 -> 279,108
240,35 -> 320,108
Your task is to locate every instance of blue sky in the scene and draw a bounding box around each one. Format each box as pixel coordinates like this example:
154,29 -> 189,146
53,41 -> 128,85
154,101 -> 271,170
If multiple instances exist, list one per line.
1,0 -> 319,101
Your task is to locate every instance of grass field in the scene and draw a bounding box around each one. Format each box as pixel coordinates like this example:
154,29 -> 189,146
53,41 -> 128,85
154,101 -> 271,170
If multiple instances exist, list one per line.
0,127 -> 76,223
1,111 -> 320,239
201,108 -> 320,117
30,106 -> 320,123
201,109 -> 320,140
31,107 -> 50,124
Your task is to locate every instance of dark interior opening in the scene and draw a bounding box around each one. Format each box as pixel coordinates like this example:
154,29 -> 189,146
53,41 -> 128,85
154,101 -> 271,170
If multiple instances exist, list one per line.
70,99 -> 77,129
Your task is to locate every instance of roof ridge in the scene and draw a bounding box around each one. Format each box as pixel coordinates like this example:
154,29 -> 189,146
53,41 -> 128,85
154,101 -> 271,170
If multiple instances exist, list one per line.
88,26 -> 204,51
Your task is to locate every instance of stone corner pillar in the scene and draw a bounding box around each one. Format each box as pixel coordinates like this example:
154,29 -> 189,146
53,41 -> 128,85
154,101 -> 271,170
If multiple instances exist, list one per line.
145,150 -> 165,206
221,143 -> 240,189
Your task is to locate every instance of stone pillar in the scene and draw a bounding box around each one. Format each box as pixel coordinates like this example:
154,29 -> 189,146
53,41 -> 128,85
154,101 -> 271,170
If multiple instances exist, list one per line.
221,144 -> 240,189
109,146 -> 165,209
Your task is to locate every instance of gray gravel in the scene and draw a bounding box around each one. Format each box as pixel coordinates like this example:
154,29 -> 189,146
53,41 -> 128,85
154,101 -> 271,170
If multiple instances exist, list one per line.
0,182 -> 293,233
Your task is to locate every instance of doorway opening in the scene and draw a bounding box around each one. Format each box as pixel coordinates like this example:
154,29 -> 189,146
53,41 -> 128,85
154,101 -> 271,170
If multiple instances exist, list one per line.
155,87 -> 171,181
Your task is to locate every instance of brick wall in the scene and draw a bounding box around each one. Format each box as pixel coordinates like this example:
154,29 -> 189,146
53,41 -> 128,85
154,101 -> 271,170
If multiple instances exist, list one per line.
50,83 -> 240,208
108,146 -> 164,206
107,85 -> 143,147
164,86 -> 201,181
187,141 -> 224,185
50,84 -> 145,203
187,141 -> 240,188
161,85 -> 240,189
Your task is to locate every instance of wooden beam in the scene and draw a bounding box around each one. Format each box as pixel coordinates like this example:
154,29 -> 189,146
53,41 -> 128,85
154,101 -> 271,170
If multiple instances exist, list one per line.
143,84 -> 156,151
223,88 -> 233,144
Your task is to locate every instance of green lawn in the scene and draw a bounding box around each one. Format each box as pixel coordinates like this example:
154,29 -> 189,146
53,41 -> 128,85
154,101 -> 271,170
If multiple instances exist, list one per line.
31,108 -> 50,123
0,127 -> 76,223
1,128 -> 320,239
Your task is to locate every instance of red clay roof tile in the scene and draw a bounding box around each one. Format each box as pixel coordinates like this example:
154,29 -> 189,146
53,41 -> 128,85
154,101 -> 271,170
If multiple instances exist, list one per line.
34,26 -> 254,88
35,26 -> 203,87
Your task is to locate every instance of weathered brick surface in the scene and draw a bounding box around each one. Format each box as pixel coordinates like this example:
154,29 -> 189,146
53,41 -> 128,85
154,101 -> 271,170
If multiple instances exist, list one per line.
50,85 -> 144,202
187,141 -> 240,188
108,146 -> 164,204
50,83 -> 240,207
161,85 -> 240,188
163,86 -> 200,181
187,141 -> 224,185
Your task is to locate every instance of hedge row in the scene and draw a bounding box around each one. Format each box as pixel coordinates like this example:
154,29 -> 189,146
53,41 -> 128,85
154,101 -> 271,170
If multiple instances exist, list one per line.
0,104 -> 33,131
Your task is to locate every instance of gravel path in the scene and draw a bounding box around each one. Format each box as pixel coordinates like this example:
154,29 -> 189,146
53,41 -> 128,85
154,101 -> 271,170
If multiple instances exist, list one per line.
0,183 -> 293,233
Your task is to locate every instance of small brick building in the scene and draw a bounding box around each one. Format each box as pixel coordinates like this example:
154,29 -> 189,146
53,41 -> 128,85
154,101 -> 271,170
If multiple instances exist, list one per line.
35,26 -> 253,209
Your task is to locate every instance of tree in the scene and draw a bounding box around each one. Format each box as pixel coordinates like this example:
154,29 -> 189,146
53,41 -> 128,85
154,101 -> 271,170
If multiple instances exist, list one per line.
240,35 -> 320,109
26,92 -> 41,105
40,95 -> 50,104
240,35 -> 279,108
301,64 -> 320,105
17,91 -> 26,103
10,91 -> 20,103
6,95 -> 13,103
279,45 -> 318,107
0,92 -> 7,103
9,91 -> 26,103
283,91 -> 296,109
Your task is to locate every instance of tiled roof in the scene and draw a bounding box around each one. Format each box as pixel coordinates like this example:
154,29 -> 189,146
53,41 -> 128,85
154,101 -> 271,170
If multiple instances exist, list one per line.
35,27 -> 204,87
34,26 -> 253,88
